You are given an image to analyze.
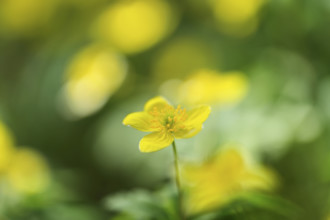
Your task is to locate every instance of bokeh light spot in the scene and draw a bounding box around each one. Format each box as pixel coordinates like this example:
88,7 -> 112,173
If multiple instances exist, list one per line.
60,44 -> 128,119
93,0 -> 178,54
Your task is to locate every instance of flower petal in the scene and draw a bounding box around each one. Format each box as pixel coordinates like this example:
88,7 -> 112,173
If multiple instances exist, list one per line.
123,112 -> 156,132
144,96 -> 171,112
139,132 -> 174,152
242,167 -> 278,191
184,105 -> 211,129
174,125 -> 202,139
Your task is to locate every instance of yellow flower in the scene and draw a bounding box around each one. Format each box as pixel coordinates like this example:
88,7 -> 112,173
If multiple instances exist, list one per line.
177,69 -> 248,106
210,0 -> 266,37
60,44 -> 127,118
93,0 -> 178,54
7,147 -> 50,194
182,148 -> 277,214
0,0 -> 57,36
123,96 -> 211,152
152,36 -> 217,82
0,121 -> 51,195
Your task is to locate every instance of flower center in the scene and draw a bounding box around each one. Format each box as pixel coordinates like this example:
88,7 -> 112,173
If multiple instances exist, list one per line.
149,105 -> 187,133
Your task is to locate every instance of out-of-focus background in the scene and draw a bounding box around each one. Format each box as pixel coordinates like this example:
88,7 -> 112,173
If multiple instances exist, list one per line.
0,0 -> 330,219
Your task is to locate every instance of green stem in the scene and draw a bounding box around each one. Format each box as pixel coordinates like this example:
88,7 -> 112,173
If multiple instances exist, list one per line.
172,141 -> 185,220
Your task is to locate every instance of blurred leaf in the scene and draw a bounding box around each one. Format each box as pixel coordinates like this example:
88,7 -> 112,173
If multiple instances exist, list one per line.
104,186 -> 180,220
190,192 -> 300,220
238,192 -> 301,218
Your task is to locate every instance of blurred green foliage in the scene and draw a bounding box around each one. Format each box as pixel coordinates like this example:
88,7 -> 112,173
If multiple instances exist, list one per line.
0,0 -> 330,219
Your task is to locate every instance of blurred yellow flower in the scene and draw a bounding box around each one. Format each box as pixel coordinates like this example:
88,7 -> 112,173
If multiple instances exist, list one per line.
0,121 -> 51,195
182,148 -> 277,214
152,36 -> 217,82
123,96 -> 211,152
210,0 -> 266,37
93,0 -> 178,54
0,0 -> 57,35
61,44 -> 127,118
0,121 -> 15,173
161,69 -> 248,106
7,148 -> 50,194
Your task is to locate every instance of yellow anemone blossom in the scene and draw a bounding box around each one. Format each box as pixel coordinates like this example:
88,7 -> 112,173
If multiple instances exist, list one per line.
177,69 -> 248,106
210,0 -> 266,37
0,121 -> 51,195
123,96 -> 211,152
7,148 -> 50,194
0,0 -> 57,36
182,148 -> 277,214
152,36 -> 217,82
61,44 -> 127,118
93,0 -> 177,54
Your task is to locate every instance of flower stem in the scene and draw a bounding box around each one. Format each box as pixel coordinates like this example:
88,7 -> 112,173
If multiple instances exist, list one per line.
172,141 -> 185,220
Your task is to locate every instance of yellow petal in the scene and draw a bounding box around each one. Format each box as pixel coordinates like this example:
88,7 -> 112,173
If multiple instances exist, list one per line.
215,148 -> 244,171
243,167 -> 278,191
144,96 -> 171,112
123,112 -> 156,132
139,132 -> 174,152
174,125 -> 202,139
184,105 -> 211,128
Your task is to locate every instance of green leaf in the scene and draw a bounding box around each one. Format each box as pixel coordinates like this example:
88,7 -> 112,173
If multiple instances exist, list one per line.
104,188 -> 179,220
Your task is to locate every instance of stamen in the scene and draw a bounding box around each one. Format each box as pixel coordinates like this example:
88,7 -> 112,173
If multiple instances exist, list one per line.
149,104 -> 188,134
